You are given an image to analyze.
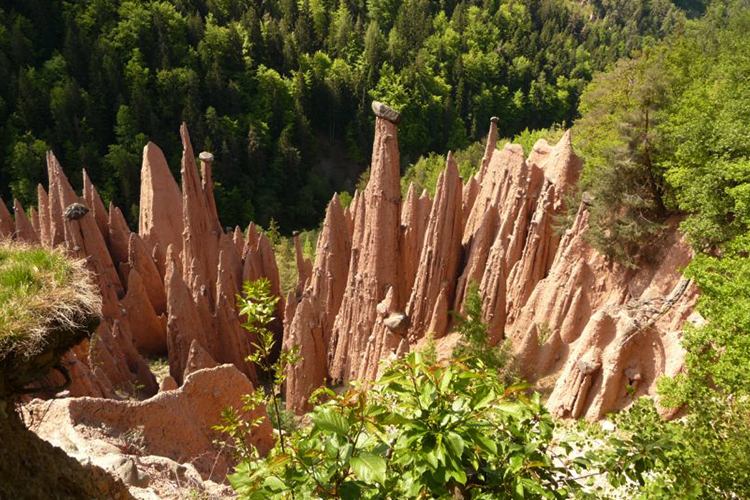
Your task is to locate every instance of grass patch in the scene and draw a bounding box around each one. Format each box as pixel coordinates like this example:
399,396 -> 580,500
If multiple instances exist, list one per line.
0,242 -> 101,361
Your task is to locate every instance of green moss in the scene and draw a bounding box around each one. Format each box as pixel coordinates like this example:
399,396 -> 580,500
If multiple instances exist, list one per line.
0,243 -> 99,361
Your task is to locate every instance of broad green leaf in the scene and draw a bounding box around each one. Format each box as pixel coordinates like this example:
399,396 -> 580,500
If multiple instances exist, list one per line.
467,429 -> 498,454
312,409 -> 350,436
350,452 -> 387,484
470,387 -> 496,410
440,368 -> 453,392
509,454 -> 524,473
262,476 -> 286,491
495,401 -> 523,417
445,431 -> 465,458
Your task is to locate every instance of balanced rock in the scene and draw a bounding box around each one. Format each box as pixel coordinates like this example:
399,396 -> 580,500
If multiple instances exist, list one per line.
371,100 -> 401,124
64,203 -> 89,221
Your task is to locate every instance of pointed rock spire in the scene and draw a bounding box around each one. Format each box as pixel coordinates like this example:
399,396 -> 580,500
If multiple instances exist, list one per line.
139,141 -> 184,268
46,152 -> 66,247
406,153 -> 463,340
284,195 -> 352,412
180,124 -> 221,307
83,169 -> 109,239
36,185 -> 51,247
108,204 -> 131,267
329,106 -> 402,382
0,197 -> 14,238
478,117 -> 499,182
13,200 -> 39,243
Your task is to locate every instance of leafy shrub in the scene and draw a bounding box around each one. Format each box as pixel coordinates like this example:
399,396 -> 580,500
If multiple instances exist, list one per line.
228,352 -> 596,499
214,279 -> 300,459
452,283 -> 518,384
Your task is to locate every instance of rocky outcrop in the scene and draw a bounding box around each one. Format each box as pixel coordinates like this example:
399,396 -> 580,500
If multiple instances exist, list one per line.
282,111 -> 695,420
4,124 -> 283,401
406,154 -> 463,340
1,407 -> 134,500
2,110 -> 695,424
509,207 -> 696,419
25,365 -> 274,484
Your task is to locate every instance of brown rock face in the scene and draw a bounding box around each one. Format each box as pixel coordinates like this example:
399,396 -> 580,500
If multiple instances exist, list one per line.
284,195 -> 352,412
128,232 -> 168,316
36,185 -> 51,246
121,269 -> 167,355
0,197 -> 15,238
165,259 -> 209,385
108,204 -> 131,267
13,199 -> 39,243
83,170 -> 110,239
478,117 -> 499,182
282,117 -> 694,421
139,142 -> 184,267
399,184 -> 432,305
329,114 -> 402,383
180,124 -> 221,307
183,339 -> 218,379
214,245 -> 258,385
27,364 -> 274,481
406,154 -> 463,340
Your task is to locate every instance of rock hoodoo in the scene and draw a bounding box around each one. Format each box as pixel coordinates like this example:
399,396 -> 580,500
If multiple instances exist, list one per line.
328,109 -> 403,384
2,109 -> 696,426
281,106 -> 696,419
4,123 -> 280,399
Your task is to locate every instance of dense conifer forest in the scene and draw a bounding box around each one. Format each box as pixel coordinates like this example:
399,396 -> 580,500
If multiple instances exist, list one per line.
0,0 -> 701,231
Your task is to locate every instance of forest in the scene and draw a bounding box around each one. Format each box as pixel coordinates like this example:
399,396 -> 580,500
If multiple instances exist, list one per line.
0,0 -> 701,231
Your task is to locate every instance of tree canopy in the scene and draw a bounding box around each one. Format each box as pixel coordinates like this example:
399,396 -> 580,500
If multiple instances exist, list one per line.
0,0 -> 697,232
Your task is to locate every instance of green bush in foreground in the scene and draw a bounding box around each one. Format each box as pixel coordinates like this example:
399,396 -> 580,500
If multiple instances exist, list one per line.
230,353 -> 590,499
219,279 -> 705,499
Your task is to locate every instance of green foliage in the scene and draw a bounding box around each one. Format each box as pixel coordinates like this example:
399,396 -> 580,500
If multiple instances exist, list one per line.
451,283 -> 518,385
400,153 -> 445,198
602,396 -> 750,499
228,352 -> 599,499
574,49 -> 671,266
224,279 -> 301,456
0,243 -> 99,361
0,0 -> 695,233
660,3 -> 750,250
